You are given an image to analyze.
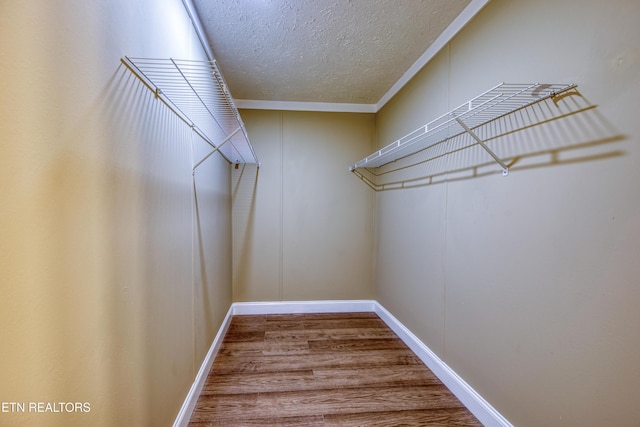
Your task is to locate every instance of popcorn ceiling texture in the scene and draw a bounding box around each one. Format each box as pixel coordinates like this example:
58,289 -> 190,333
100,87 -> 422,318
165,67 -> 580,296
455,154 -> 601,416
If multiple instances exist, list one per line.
192,0 -> 471,103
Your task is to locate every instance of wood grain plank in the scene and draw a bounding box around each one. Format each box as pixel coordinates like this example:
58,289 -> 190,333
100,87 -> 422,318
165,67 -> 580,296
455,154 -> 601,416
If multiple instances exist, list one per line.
312,365 -> 442,388
303,318 -> 387,330
265,313 -> 307,321
221,330 -> 265,342
202,370 -> 316,394
189,414 -> 325,427
211,349 -> 424,374
324,408 -> 483,426
308,337 -> 407,352
264,327 -> 397,342
264,319 -> 305,331
190,393 -> 257,422
302,312 -> 379,320
226,316 -> 266,331
251,386 -> 466,418
218,340 -> 310,357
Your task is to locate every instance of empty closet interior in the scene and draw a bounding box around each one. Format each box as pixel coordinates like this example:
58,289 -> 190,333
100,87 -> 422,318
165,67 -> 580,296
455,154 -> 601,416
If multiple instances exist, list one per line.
1,0 -> 638,426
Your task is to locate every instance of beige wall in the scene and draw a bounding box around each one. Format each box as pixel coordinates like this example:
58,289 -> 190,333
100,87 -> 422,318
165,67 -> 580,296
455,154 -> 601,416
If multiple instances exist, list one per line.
375,0 -> 640,425
0,1 -> 232,426
233,110 -> 375,301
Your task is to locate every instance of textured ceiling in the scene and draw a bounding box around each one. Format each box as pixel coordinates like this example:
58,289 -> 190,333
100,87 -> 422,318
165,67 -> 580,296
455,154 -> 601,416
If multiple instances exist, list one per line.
191,0 -> 472,105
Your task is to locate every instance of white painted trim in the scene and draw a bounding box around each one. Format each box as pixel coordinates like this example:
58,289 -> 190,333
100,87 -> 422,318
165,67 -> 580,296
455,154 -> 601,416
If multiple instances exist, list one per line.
174,299 -> 512,427
373,302 -> 512,427
235,99 -> 377,113
231,300 -> 378,315
173,306 -> 234,427
376,0 -> 491,111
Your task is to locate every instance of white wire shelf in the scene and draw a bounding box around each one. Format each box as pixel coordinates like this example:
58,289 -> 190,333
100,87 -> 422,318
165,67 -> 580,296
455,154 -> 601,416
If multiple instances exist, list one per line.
350,83 -> 575,175
123,56 -> 259,169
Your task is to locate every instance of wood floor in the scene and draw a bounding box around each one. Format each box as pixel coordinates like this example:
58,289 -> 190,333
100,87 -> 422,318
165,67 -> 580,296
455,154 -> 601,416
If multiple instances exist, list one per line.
188,312 -> 482,426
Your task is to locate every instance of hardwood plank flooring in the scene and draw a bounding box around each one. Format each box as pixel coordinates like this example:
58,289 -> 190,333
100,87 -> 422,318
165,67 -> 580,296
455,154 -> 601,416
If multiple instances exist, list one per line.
188,312 -> 482,426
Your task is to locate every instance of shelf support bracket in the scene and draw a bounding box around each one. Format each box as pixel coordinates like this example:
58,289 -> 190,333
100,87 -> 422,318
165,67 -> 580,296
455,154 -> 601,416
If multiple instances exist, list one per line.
453,115 -> 509,176
193,127 -> 241,172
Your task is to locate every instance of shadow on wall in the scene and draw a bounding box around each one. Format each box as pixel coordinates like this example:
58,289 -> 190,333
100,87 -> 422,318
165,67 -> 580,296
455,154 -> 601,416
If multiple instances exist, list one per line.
192,178 -> 213,342
353,88 -> 625,190
53,62 -> 195,425
231,162 -> 260,301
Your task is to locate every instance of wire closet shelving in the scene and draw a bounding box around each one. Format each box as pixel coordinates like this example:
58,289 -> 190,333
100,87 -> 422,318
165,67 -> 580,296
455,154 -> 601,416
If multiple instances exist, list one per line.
350,82 -> 575,177
123,57 -> 259,171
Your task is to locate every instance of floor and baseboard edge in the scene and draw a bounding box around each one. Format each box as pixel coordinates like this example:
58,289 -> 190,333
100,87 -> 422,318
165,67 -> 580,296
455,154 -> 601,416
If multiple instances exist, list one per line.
372,302 -> 512,427
173,306 -> 234,427
174,299 -> 512,427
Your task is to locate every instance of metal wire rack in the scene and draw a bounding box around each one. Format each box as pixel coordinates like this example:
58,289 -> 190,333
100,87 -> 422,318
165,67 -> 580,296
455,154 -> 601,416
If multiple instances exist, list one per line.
123,57 -> 259,170
350,83 -> 575,176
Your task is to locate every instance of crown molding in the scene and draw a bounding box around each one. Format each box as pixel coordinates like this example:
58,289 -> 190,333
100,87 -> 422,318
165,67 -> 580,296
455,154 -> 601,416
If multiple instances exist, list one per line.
375,0 -> 491,111
235,99 -> 377,113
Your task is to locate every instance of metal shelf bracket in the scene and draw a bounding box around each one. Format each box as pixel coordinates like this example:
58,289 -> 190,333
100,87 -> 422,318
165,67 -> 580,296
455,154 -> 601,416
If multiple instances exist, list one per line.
193,127 -> 241,172
452,115 -> 509,176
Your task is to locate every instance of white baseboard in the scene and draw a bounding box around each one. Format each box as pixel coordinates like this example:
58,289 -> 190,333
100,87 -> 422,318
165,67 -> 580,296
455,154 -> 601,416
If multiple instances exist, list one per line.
174,299 -> 511,427
173,306 -> 234,427
231,299 -> 378,315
